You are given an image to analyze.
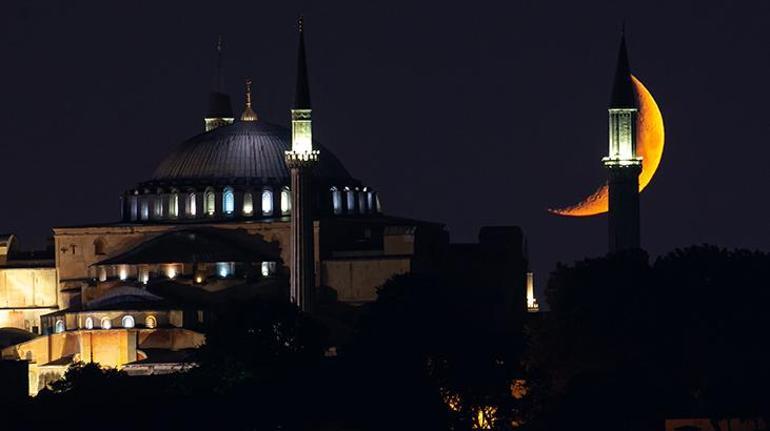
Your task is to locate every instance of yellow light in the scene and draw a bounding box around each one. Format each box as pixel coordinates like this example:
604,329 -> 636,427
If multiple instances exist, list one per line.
166,265 -> 177,279
118,265 -> 128,281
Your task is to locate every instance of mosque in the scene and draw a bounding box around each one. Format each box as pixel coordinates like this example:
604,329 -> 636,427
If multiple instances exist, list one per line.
0,21 -> 530,395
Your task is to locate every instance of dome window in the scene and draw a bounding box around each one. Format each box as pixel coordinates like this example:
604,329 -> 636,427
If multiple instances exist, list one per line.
169,192 -> 179,218
262,189 -> 273,216
54,320 -> 65,334
154,195 -> 164,219
187,192 -> 197,217
101,317 -> 112,330
367,192 -> 374,213
331,187 -> 342,215
281,187 -> 291,215
129,196 -> 138,221
243,192 -> 254,215
84,317 -> 94,330
140,198 -> 149,220
223,187 -> 235,215
122,315 -> 135,329
145,315 -> 157,329
345,188 -> 355,214
358,190 -> 366,214
205,188 -> 216,216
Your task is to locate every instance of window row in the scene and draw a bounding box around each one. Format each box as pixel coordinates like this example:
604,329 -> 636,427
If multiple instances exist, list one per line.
128,187 -> 292,221
93,261 -> 278,284
53,314 -> 156,333
330,187 -> 381,215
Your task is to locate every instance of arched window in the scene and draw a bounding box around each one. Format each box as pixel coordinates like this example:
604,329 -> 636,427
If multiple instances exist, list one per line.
345,188 -> 355,214
243,192 -> 254,215
54,320 -> 65,334
187,192 -> 197,217
261,188 -> 273,216
216,262 -> 234,278
145,315 -> 157,329
358,190 -> 366,214
98,267 -> 107,282
281,187 -> 291,215
205,188 -> 216,216
122,315 -> 135,328
223,186 -> 234,215
261,261 -> 276,277
331,187 -> 342,215
129,196 -> 138,221
367,191 -> 374,213
84,317 -> 94,330
139,266 -> 149,284
169,192 -> 179,218
375,194 -> 382,213
101,317 -> 112,329
94,238 -> 106,256
140,198 -> 149,220
154,195 -> 164,219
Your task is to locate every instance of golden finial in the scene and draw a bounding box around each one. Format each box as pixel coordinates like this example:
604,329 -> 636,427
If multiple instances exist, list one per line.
241,78 -> 258,122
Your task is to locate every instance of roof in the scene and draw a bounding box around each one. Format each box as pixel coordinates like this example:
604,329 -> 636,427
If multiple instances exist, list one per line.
128,348 -> 196,365
93,228 -> 281,266
609,32 -> 636,109
149,121 -> 351,183
0,328 -> 37,349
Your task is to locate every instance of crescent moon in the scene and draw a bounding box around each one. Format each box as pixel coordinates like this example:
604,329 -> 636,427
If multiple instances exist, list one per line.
549,75 -> 665,217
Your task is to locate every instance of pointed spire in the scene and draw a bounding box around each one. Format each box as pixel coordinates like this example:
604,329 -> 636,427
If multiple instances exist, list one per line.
241,79 -> 258,121
294,15 -> 311,109
609,28 -> 636,109
207,35 -> 233,119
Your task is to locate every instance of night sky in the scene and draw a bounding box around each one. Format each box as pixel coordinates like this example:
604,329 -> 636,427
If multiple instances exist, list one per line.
2,0 -> 769,297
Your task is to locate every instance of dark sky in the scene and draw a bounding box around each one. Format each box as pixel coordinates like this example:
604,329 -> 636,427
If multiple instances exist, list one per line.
1,0 -> 769,297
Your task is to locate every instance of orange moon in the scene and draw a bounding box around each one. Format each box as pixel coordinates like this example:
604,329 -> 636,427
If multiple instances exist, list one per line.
549,75 -> 664,217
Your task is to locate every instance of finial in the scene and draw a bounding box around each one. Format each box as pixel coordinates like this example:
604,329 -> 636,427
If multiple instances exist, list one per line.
241,78 -> 258,121
298,15 -> 304,33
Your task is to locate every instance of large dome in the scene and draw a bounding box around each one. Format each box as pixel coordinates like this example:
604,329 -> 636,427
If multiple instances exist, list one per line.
151,121 -> 352,183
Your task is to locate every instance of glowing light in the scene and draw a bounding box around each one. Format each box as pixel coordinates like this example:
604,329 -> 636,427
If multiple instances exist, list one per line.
262,189 -> 273,216
261,261 -> 274,277
145,315 -> 157,329
118,265 -> 128,281
205,189 -> 215,216
195,275 -> 204,284
84,317 -> 94,330
101,317 -> 112,329
122,315 -> 135,328
243,192 -> 253,215
291,109 -> 313,154
165,265 -> 178,279
188,193 -> 197,217
281,187 -> 291,215
54,320 -> 65,333
223,187 -> 234,214
217,262 -> 233,278
526,272 -> 539,312
550,75 -> 665,216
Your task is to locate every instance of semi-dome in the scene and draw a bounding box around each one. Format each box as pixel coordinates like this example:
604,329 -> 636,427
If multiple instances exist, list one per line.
151,121 -> 352,183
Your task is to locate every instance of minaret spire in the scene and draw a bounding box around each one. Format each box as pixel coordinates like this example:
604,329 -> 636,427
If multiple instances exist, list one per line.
241,79 -> 258,122
603,28 -> 642,252
204,35 -> 234,132
285,16 -> 319,313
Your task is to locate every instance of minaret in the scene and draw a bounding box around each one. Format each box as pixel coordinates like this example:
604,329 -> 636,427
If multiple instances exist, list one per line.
285,17 -> 319,313
602,30 -> 642,252
204,36 -> 235,131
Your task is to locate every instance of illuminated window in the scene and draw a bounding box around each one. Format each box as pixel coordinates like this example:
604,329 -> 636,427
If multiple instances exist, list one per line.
243,192 -> 253,215
345,188 -> 355,213
118,265 -> 129,281
154,195 -> 164,219
98,267 -> 107,282
261,261 -> 276,277
262,188 -> 273,216
187,192 -> 197,217
140,198 -> 149,220
358,190 -> 366,214
281,187 -> 291,215
84,317 -> 94,330
223,187 -> 234,215
54,320 -> 65,334
331,187 -> 342,215
375,194 -> 382,213
216,262 -> 234,278
145,315 -> 157,329
367,192 -> 374,213
101,317 -> 112,329
129,196 -> 138,221
165,264 -> 179,279
169,192 -> 179,218
122,315 -> 135,328
139,267 -> 149,284
205,188 -> 216,216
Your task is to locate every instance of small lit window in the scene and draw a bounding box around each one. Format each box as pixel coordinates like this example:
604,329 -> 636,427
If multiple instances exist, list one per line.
345,188 -> 355,214
154,195 -> 164,218
261,261 -> 276,277
54,320 -> 65,334
84,317 -> 94,330
217,262 -> 234,278
223,187 -> 234,215
281,187 -> 291,215
139,267 -> 149,284
118,265 -> 129,281
375,193 -> 382,213
169,193 -> 179,218
101,317 -> 112,330
140,198 -> 149,220
205,189 -> 216,216
331,187 -> 342,215
187,193 -> 197,217
165,264 -> 178,279
122,315 -> 135,328
367,192 -> 374,213
130,196 -> 138,220
98,267 -> 107,282
145,315 -> 157,329
243,192 -> 254,215
262,189 -> 273,216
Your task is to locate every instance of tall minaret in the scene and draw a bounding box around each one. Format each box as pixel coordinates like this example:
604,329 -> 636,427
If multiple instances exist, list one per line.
285,17 -> 319,313
204,36 -> 235,131
602,31 -> 642,252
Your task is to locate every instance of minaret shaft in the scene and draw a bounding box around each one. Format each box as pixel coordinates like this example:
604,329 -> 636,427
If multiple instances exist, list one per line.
289,163 -> 315,312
